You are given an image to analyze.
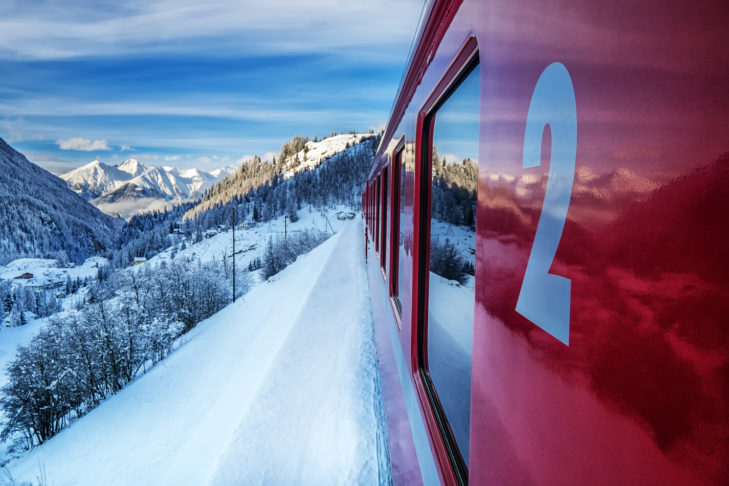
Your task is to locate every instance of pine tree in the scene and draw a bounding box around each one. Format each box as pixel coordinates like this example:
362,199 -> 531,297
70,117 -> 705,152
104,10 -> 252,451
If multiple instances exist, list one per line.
3,292 -> 12,313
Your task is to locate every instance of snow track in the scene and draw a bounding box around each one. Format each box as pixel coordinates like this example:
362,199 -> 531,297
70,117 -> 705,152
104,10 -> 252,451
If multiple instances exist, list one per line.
3,219 -> 390,485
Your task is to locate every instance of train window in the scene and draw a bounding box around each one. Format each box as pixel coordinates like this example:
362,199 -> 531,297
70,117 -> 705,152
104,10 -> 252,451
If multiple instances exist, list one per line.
368,183 -> 372,236
423,60 -> 479,475
375,176 -> 380,253
368,185 -> 371,236
390,149 -> 402,312
380,166 -> 389,270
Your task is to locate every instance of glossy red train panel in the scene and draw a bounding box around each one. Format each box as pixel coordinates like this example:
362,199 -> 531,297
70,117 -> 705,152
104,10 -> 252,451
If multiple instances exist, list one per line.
364,0 -> 729,484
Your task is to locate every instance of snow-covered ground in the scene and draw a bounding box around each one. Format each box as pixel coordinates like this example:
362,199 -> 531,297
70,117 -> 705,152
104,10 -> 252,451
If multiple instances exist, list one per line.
1,218 -> 391,485
427,271 -> 474,466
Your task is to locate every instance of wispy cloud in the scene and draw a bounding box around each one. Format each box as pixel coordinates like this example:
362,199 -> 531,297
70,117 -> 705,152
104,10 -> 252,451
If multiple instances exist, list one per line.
0,117 -> 45,143
0,0 -> 421,60
57,137 -> 110,151
0,97 -> 384,124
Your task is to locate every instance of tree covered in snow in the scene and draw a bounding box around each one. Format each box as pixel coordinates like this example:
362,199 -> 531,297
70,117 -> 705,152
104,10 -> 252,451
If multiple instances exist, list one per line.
431,148 -> 478,229
106,202 -> 196,268
0,258 -> 245,449
261,230 -> 329,280
429,238 -> 473,285
0,284 -> 63,327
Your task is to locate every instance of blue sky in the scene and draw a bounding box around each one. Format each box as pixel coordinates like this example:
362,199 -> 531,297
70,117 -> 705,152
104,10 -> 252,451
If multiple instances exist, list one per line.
0,0 -> 425,173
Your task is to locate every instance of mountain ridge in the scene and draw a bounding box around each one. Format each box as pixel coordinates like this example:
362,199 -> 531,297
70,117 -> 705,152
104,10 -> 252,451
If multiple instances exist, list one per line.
61,158 -> 235,219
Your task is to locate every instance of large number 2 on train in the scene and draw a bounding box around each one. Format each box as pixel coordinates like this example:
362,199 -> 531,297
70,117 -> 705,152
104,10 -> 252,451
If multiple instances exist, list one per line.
515,62 -> 577,346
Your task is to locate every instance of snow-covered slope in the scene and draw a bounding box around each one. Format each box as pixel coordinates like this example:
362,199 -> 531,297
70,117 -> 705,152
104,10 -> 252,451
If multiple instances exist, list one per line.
61,158 -> 234,219
281,133 -> 370,179
2,219 -> 390,485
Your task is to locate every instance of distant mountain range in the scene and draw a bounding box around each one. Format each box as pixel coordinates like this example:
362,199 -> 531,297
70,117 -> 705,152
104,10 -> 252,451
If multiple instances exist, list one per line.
0,137 -> 121,265
61,159 -> 236,219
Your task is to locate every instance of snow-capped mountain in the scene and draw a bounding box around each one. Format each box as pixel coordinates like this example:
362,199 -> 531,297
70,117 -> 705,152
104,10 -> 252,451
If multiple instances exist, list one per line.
117,158 -> 146,177
209,166 -> 237,178
0,137 -> 121,265
61,159 -> 129,200
61,158 -> 236,219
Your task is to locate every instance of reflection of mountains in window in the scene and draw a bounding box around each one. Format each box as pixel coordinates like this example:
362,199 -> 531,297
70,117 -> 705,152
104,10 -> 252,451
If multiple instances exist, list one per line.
432,147 -> 477,228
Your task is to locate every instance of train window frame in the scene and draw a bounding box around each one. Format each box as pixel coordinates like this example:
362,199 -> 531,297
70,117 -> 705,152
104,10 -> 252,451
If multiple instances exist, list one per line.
389,137 -> 406,325
375,174 -> 381,254
368,183 -> 372,239
380,165 -> 389,272
412,35 -> 479,486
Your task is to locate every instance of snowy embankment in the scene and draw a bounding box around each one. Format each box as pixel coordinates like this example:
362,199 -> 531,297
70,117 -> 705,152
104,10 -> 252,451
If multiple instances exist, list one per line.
2,218 -> 390,485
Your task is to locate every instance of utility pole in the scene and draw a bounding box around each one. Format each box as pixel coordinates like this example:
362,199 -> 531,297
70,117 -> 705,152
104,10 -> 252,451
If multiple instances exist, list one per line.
284,215 -> 287,239
231,209 -> 236,302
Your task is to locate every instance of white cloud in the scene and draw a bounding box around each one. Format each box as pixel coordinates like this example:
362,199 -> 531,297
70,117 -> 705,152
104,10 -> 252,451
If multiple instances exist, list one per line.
164,155 -> 180,161
120,144 -> 133,151
56,137 -> 110,151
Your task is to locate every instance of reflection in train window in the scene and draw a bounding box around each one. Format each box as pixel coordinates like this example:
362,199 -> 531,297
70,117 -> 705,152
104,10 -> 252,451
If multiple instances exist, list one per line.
398,146 -> 411,319
390,150 -> 402,312
426,62 -> 479,468
380,166 -> 389,270
375,176 -> 380,253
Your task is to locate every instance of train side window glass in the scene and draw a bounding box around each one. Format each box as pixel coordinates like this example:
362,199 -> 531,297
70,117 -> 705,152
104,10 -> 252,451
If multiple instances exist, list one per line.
375,176 -> 380,252
398,146 -> 410,317
380,166 -> 389,270
426,62 -> 479,469
390,150 -> 402,310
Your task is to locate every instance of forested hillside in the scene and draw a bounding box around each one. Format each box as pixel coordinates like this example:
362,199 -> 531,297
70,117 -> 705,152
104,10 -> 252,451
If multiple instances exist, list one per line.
186,132 -> 377,220
0,138 -> 122,265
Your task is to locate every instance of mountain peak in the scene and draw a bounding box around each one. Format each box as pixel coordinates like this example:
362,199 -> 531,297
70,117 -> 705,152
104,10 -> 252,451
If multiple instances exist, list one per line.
117,158 -> 147,177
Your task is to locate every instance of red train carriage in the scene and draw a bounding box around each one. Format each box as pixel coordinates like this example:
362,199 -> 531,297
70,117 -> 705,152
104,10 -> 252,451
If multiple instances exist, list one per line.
363,0 -> 729,484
